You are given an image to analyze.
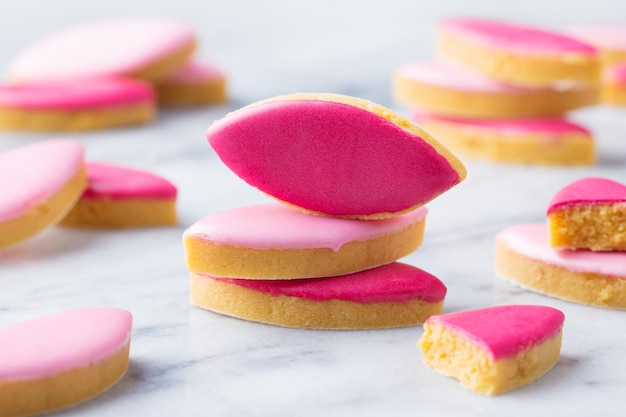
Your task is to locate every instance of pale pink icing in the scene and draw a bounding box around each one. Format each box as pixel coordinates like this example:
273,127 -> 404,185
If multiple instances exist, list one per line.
0,140 -> 84,223
207,98 -> 462,216
605,62 -> 626,83
547,177 -> 626,213
163,60 -> 224,84
496,223 -> 626,277
207,262 -> 446,303
413,111 -> 591,135
441,18 -> 597,56
568,26 -> 626,50
426,305 -> 564,360
396,61 -> 542,93
81,162 -> 177,199
0,77 -> 154,110
184,203 -> 427,252
0,308 -> 132,381
9,18 -> 195,82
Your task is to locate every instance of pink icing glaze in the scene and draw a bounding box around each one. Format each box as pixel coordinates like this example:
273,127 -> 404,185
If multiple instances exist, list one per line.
441,18 -> 597,56
497,223 -> 626,277
413,111 -> 592,135
396,61 -> 544,93
547,177 -> 626,213
208,262 -> 446,303
184,203 -> 428,252
9,18 -> 195,82
568,26 -> 626,50
207,98 -> 462,216
163,60 -> 224,84
82,162 -> 177,199
0,140 -> 84,223
426,305 -> 564,360
0,77 -> 154,110
605,62 -> 626,83
0,308 -> 132,381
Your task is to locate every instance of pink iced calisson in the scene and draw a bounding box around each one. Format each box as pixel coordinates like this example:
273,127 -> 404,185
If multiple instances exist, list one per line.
419,304 -> 564,395
438,18 -> 600,86
190,262 -> 447,329
207,93 -> 466,219
0,308 -> 132,416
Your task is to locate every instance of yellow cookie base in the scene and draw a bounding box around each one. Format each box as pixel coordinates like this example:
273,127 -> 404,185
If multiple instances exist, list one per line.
0,103 -> 155,132
495,239 -> 626,309
418,322 -> 562,396
549,205 -> 626,250
0,165 -> 87,249
59,197 -> 177,228
439,30 -> 601,87
156,77 -> 227,106
128,40 -> 196,83
184,215 -> 425,279
416,119 -> 595,165
0,341 -> 130,417
190,272 -> 443,329
393,73 -> 600,118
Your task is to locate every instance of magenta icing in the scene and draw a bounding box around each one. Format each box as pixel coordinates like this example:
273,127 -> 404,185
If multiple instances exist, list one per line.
413,111 -> 591,135
548,177 -> 626,214
441,18 -> 597,56
396,61 -> 543,93
0,77 -> 154,110
9,18 -> 195,82
0,140 -> 84,223
427,305 -> 564,360
184,203 -> 427,252
207,262 -> 446,303
164,60 -> 224,84
497,223 -> 626,277
605,62 -> 626,83
207,98 -> 462,216
82,162 -> 177,199
0,308 -> 132,381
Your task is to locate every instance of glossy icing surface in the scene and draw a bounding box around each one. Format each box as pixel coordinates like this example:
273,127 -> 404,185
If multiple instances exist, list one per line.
207,95 -> 462,216
9,18 -> 195,82
396,61 -> 541,93
0,308 -> 132,380
497,223 -> 626,277
210,262 -> 446,303
548,177 -> 626,213
184,203 -> 427,251
441,18 -> 597,56
82,162 -> 177,199
0,140 -> 84,223
0,77 -> 154,110
426,305 -> 564,360
413,112 -> 592,135
163,60 -> 224,84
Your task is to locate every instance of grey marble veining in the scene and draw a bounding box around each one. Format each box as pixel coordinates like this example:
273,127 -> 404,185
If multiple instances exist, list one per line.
2,1 -> 626,416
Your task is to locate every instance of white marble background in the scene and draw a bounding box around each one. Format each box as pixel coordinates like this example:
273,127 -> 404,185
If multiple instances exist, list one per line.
1,1 -> 626,416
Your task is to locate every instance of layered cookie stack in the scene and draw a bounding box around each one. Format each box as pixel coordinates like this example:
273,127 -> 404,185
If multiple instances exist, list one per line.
495,177 -> 626,309
0,17 -> 227,132
393,18 -> 601,165
568,26 -> 626,105
183,93 -> 467,329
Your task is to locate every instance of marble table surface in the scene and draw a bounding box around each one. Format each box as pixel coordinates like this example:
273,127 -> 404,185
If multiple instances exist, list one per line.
1,1 -> 626,416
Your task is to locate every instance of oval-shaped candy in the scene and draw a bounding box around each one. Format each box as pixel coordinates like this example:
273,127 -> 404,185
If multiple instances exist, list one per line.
0,308 -> 132,416
207,93 -> 466,219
